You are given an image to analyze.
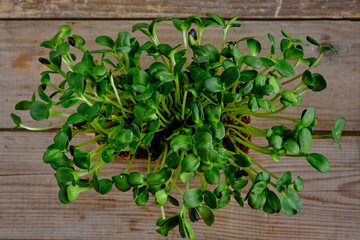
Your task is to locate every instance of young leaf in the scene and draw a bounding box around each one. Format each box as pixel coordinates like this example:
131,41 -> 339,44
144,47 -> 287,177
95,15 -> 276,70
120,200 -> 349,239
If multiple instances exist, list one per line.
281,189 -> 301,216
263,190 -> 282,214
294,176 -> 304,192
298,128 -> 312,153
306,153 -> 330,173
183,188 -> 203,208
247,39 -> 261,56
332,117 -> 346,149
198,206 -> 215,226
30,101 -> 50,121
95,35 -> 115,49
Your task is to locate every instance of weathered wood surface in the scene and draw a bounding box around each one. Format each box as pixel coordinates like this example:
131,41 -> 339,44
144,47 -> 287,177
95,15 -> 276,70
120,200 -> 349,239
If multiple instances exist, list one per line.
0,0 -> 359,19
1,20 -> 359,130
0,132 -> 359,239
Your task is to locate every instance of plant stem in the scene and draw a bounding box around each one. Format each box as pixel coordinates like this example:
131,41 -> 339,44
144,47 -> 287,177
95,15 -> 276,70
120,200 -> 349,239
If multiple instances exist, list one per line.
160,205 -> 166,219
123,154 -> 137,173
147,148 -> 151,174
19,122 -> 64,131
181,91 -> 188,120
168,166 -> 181,193
109,73 -> 127,118
76,134 -> 102,148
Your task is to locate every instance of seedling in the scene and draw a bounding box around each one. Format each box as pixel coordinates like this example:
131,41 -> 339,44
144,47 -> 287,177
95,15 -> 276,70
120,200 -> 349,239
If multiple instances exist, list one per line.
11,13 -> 345,238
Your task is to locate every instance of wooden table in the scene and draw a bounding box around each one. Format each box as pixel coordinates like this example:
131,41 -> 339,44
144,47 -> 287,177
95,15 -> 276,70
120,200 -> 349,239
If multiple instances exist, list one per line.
0,1 -> 359,239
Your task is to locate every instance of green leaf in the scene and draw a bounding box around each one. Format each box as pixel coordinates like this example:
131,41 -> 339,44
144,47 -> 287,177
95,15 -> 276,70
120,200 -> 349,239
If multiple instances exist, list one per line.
239,82 -> 253,95
267,33 -> 276,55
204,77 -> 224,92
67,113 -> 87,124
54,131 -> 68,151
332,117 -> 346,149
233,154 -> 251,167
248,95 -> 259,112
255,171 -> 271,184
66,185 -> 80,202
310,73 -> 327,92
168,195 -> 180,207
58,186 -> 70,204
102,147 -> 116,163
211,122 -> 225,140
283,139 -> 300,155
30,101 -> 50,121
251,181 -> 267,195
281,189 -> 301,216
67,72 -> 85,95
116,32 -> 131,53
204,166 -> 221,185
205,104 -> 221,122
220,66 -> 240,87
170,135 -> 193,152
134,103 -> 157,121
206,13 -> 225,26
116,129 -> 133,145
269,135 -> 283,150
166,152 -> 181,169
91,65 -> 107,77
248,191 -> 266,209
55,167 -> 78,186
174,58 -> 187,76
239,70 -> 257,82
294,176 -> 304,192
15,100 -> 32,110
274,59 -> 294,78
112,173 -> 131,192
155,189 -> 168,206
180,171 -> 195,184
135,189 -> 149,206
284,48 -> 304,60
58,25 -> 72,38
198,206 -> 215,226
181,155 -> 200,172
258,99 -> 275,112
73,149 -> 90,170
128,172 -> 145,186
306,153 -> 330,173
263,190 -> 282,214
301,107 -> 315,127
306,36 -> 321,47
276,171 -> 292,192
55,42 -> 69,57
247,39 -> 261,56
194,132 -> 212,150
95,35 -> 115,49
10,113 -> 22,126
98,179 -> 113,195
298,128 -> 312,153
183,188 -> 203,208
243,56 -> 263,69
204,190 -> 217,209
43,144 -> 63,163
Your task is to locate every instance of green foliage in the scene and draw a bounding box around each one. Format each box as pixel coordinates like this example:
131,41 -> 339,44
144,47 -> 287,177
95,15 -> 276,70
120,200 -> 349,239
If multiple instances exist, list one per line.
12,13 -> 345,239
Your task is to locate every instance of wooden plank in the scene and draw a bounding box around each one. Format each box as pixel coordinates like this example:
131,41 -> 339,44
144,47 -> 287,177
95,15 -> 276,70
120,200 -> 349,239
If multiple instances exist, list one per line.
1,20 -> 359,130
0,0 -> 359,19
0,131 -> 359,239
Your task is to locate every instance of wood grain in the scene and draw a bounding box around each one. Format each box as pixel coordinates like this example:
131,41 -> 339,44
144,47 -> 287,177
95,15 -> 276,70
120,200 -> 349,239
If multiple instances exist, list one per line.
0,132 -> 359,239
0,0 -> 359,19
1,20 -> 359,130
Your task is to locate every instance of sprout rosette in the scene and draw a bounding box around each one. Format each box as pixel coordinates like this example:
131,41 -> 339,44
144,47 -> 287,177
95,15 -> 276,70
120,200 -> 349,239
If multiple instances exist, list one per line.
11,13 -> 345,239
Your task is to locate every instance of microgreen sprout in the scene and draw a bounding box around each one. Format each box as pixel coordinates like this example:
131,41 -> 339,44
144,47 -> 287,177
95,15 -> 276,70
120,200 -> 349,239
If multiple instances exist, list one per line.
11,13 -> 345,239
